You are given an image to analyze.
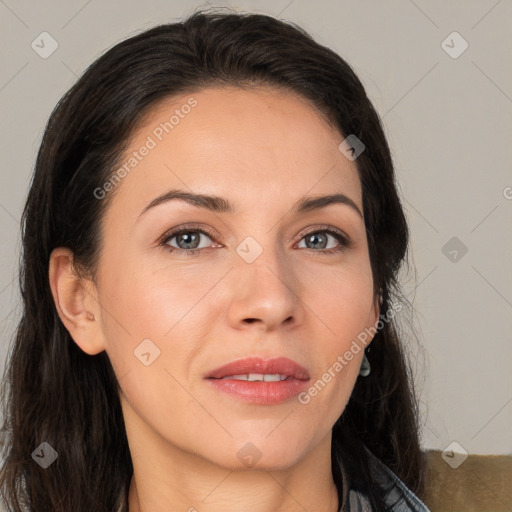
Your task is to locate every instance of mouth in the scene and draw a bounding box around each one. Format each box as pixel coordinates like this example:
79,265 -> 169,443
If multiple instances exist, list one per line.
214,373 -> 291,381
205,356 -> 310,380
205,356 -> 310,404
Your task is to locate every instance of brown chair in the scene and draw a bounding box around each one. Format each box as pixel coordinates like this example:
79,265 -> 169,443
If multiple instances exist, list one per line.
423,450 -> 512,511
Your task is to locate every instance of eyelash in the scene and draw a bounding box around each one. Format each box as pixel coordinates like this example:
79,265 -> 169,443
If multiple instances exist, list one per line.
159,223 -> 351,256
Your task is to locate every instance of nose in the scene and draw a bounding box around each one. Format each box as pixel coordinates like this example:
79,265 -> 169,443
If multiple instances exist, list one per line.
225,246 -> 304,332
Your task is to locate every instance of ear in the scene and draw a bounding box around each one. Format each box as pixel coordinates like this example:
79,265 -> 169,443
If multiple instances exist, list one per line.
48,247 -> 106,355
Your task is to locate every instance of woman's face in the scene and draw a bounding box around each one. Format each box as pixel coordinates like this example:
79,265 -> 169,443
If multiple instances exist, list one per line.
89,85 -> 379,470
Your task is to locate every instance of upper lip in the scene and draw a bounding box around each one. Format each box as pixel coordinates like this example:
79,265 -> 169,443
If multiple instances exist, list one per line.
206,356 -> 310,380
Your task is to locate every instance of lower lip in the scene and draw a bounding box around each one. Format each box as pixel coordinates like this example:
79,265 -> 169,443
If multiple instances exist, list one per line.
206,377 -> 310,405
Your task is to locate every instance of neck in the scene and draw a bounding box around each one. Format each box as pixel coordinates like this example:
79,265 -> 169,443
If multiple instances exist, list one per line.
129,468 -> 339,512
126,435 -> 340,512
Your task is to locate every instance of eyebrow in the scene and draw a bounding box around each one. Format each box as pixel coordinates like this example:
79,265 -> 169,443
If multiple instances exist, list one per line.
137,189 -> 363,220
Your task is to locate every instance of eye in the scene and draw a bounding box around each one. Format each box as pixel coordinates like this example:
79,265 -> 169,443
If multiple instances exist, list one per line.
296,227 -> 351,254
160,224 -> 218,255
159,224 -> 351,256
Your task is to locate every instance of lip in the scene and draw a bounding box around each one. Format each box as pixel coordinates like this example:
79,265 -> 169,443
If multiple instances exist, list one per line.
205,356 -> 310,405
206,356 -> 310,380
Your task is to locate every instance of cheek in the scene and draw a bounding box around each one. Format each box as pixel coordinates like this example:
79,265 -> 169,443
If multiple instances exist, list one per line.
301,264 -> 373,399
97,259 -> 216,383
99,267 -> 204,433
101,258 -> 208,337
305,262 -> 374,335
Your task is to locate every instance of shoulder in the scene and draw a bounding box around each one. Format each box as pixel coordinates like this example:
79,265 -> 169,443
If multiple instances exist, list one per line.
346,446 -> 432,512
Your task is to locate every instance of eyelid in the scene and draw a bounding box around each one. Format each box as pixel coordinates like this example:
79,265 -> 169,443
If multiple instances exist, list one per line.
295,224 -> 350,243
157,223 -> 218,246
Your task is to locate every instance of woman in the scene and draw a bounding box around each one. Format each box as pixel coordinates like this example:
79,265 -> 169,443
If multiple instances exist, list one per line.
0,9 -> 431,512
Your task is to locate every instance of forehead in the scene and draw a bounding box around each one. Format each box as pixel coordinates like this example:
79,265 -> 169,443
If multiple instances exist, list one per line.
108,85 -> 362,217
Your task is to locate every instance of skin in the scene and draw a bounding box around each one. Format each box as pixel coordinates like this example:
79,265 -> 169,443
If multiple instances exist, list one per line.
49,85 -> 380,512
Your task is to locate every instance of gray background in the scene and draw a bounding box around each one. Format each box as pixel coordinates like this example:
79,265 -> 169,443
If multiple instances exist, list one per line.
0,0 -> 511,457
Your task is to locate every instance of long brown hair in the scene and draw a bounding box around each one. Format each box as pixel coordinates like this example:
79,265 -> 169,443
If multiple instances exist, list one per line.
0,8 -> 427,511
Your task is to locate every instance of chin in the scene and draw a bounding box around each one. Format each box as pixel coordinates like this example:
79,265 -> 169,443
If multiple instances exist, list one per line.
205,437 -> 308,472
219,453 -> 304,472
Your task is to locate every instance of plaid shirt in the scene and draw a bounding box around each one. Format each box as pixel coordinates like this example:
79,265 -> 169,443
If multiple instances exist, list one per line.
344,447 -> 432,512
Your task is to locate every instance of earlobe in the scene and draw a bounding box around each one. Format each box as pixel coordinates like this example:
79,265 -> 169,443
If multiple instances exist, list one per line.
48,247 -> 106,355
